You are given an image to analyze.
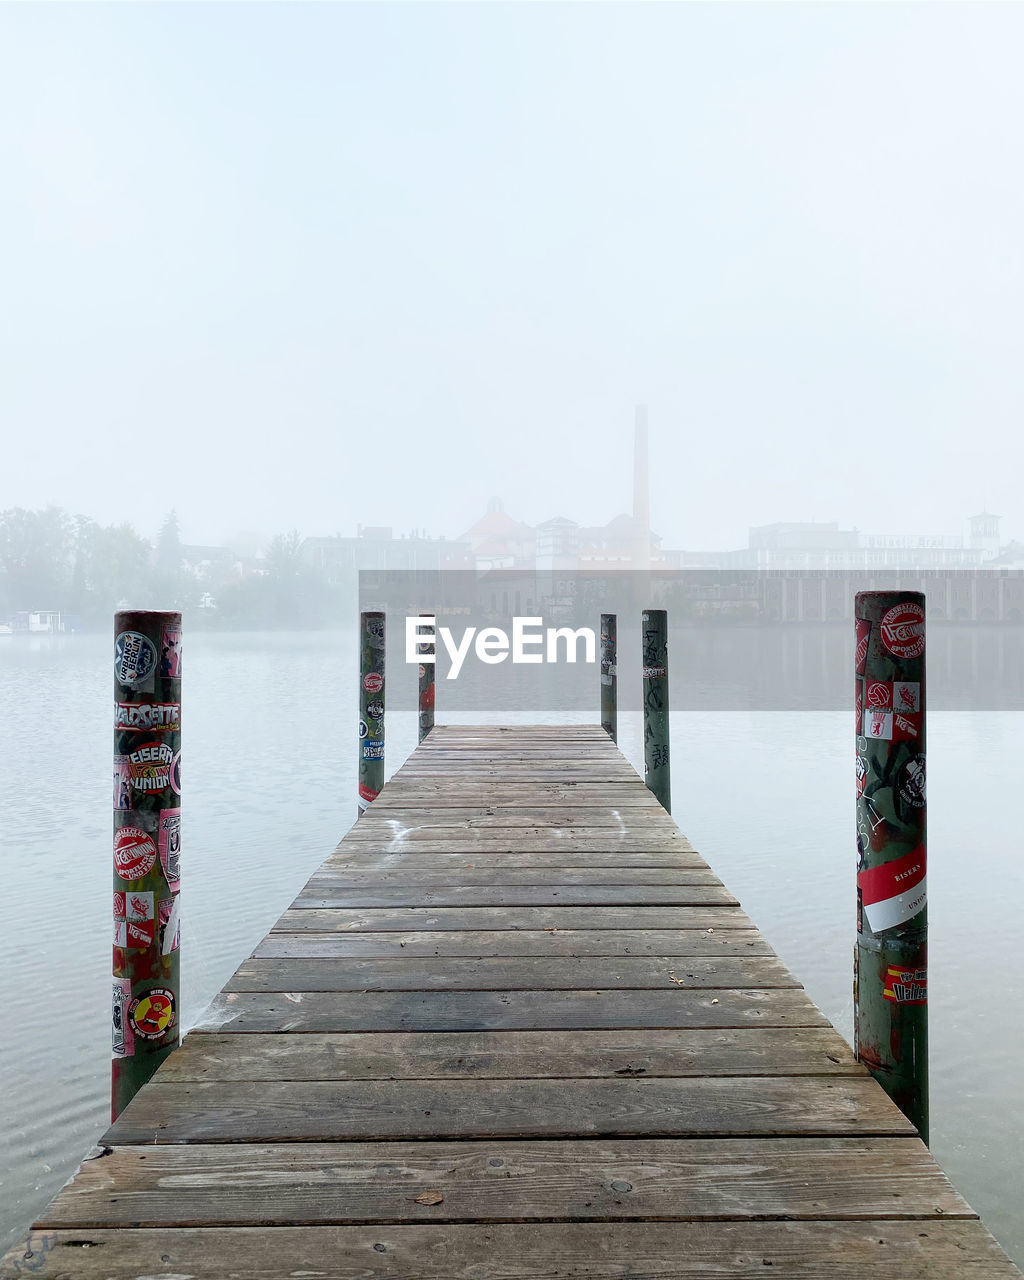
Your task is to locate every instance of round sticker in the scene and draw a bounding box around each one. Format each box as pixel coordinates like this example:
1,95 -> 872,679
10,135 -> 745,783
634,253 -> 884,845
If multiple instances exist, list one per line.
898,754 -> 926,809
880,602 -> 925,659
856,754 -> 867,796
127,740 -> 175,794
128,987 -> 176,1040
358,719 -> 368,739
114,631 -> 158,688
170,750 -> 182,796
366,699 -> 384,720
363,672 -> 383,694
114,827 -> 158,881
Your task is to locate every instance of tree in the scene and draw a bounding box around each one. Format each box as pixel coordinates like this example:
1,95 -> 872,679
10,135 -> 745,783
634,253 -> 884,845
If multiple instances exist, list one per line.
156,511 -> 183,576
0,506 -> 75,612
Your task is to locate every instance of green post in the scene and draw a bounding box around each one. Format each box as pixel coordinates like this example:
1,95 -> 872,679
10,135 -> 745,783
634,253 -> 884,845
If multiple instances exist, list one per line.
600,612 -> 617,741
112,610 -> 182,1120
642,608 -> 670,812
358,610 -> 385,816
418,612 -> 435,742
854,590 -> 928,1142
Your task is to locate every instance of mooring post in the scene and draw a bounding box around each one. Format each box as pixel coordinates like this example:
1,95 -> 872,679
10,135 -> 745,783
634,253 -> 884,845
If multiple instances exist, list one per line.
642,608 -> 670,812
854,590 -> 928,1142
600,612 -> 617,741
358,610 -> 385,816
112,610 -> 182,1120
418,612 -> 435,742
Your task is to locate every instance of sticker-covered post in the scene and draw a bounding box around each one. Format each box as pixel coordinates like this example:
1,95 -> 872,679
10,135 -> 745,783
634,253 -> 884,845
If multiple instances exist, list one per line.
642,608 -> 670,812
112,610 -> 182,1120
854,590 -> 928,1142
600,613 -> 617,741
358,610 -> 385,815
418,612 -> 435,742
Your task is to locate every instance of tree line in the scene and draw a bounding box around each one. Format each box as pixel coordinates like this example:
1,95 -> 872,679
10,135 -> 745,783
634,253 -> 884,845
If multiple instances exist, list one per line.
0,507 -> 347,629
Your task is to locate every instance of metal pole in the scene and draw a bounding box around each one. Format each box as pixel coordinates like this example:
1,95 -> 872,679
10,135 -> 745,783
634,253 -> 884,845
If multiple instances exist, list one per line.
418,612 -> 435,742
854,590 -> 928,1141
600,612 -> 617,741
112,610 -> 182,1120
358,610 -> 385,816
642,608 -> 670,812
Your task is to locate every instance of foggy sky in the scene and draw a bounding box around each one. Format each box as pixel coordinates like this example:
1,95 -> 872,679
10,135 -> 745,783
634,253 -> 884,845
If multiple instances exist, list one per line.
2,2 -> 1022,552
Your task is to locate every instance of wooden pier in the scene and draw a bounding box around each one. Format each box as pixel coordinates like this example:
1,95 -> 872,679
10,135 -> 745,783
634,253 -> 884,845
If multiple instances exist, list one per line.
5,725 -> 1020,1277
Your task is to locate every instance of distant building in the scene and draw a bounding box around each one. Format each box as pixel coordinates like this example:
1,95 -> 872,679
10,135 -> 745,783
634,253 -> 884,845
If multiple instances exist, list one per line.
300,527 -> 473,584
457,499 -> 536,570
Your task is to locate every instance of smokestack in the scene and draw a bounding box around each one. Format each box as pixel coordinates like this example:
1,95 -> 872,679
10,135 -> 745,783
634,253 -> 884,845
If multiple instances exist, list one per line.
633,404 -> 651,573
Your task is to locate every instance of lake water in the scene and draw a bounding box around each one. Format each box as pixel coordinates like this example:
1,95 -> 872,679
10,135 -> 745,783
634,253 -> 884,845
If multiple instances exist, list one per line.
0,630 -> 1021,1265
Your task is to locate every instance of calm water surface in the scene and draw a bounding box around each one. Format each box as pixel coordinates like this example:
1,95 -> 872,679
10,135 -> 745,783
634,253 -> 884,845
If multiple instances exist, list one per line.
0,631 -> 1020,1264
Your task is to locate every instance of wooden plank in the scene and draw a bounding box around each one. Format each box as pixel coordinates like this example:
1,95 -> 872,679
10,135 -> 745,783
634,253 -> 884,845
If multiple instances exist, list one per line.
274,905 -> 755,931
373,792 -> 663,808
290,885 -> 740,909
353,808 -> 681,827
191,987 -> 830,1033
310,865 -> 720,884
254,928 -> 774,958
8,1220 -> 1018,1278
103,1076 -> 915,1145
156,1027 -> 867,1081
317,852 -> 709,871
224,954 -> 801,992
335,833 -> 696,852
41,1137 -> 971,1228
380,776 -> 655,786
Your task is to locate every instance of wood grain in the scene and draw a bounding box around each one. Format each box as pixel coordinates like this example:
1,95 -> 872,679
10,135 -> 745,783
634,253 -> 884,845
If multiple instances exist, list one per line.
191,987 -> 830,1033
103,1076 -> 915,1144
42,1137 -> 970,1227
155,1028 -> 866,1082
7,1220 -> 1020,1279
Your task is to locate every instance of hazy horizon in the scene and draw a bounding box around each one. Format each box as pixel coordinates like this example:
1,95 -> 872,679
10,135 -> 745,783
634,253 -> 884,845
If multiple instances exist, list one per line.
3,3 -> 1022,551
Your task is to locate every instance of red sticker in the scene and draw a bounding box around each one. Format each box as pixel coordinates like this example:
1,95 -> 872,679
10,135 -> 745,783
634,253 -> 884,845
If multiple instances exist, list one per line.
880,602 -> 925,659
126,919 -> 155,949
855,618 -> 871,675
892,712 -> 922,742
114,827 -> 158,881
363,672 -> 384,693
858,845 -> 926,933
883,965 -> 927,1004
127,741 -> 175,795
865,681 -> 892,709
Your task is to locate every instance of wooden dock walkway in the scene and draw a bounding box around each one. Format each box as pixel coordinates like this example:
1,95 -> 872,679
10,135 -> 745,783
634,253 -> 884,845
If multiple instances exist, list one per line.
5,725 -> 1020,1278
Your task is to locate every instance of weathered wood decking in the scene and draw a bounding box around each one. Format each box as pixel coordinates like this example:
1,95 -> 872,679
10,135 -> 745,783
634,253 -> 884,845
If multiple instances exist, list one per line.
4,724 -> 1020,1278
